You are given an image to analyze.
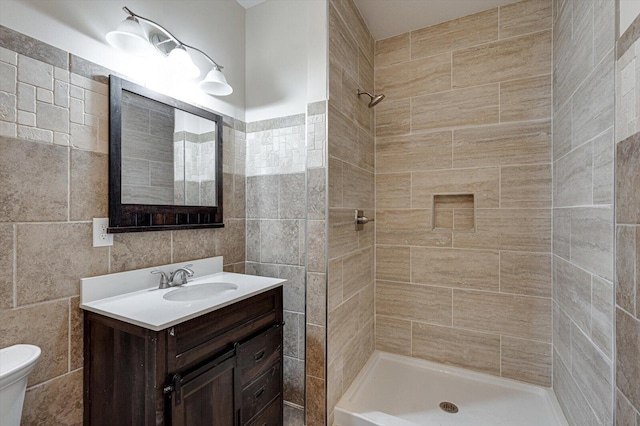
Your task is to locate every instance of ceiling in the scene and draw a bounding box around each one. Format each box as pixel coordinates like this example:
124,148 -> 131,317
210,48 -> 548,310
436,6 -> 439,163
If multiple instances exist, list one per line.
235,0 -> 522,40
353,0 -> 522,40
236,0 -> 267,9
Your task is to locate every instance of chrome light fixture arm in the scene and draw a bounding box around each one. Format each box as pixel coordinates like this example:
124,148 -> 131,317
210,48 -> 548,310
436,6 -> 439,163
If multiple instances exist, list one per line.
121,6 -> 224,70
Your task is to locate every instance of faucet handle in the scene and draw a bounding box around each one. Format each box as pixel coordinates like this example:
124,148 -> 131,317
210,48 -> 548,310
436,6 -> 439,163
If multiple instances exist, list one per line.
151,270 -> 170,289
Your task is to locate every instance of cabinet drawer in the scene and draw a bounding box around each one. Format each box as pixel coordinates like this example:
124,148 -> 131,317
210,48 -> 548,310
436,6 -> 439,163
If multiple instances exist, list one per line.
241,362 -> 281,424
237,324 -> 282,385
167,288 -> 282,371
246,398 -> 282,426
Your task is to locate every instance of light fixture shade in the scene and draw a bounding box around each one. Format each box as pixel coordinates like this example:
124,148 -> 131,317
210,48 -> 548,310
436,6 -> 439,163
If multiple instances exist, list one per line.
199,67 -> 233,96
106,16 -> 154,56
168,47 -> 201,79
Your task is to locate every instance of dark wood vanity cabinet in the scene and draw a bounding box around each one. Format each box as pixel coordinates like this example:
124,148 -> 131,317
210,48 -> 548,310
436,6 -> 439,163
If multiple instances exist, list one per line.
83,287 -> 283,426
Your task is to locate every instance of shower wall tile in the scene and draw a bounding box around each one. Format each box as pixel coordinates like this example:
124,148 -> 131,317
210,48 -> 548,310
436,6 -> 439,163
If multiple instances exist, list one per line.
553,101 -> 572,161
328,1 -> 375,419
411,167 -> 500,209
499,75 -> 552,123
554,256 -> 592,334
411,322 -> 501,375
374,33 -> 409,68
342,162 -> 374,208
452,30 -> 552,88
328,106 -> 359,168
499,251 -> 552,298
375,53 -> 451,101
376,280 -> 452,325
452,208 -> 551,252
328,294 -> 359,361
331,0 -> 374,65
592,128 -> 614,205
329,208 -> 360,257
572,51 -> 615,148
553,207 -> 571,260
410,247 -> 499,291
342,247 -> 372,300
553,301 -> 572,368
553,140 -> 593,207
375,316 -> 412,356
411,84 -> 500,132
570,206 -> 614,281
375,245 -> 410,282
375,173 -> 411,208
329,6 -> 358,81
452,290 -> 551,342
498,0 -> 552,39
571,323 -> 614,425
374,98 -> 410,137
500,336 -> 551,386
376,131 -> 452,173
553,353 -> 600,426
617,308 -> 640,415
410,8 -> 498,60
452,120 -> 551,168
374,2 -> 554,389
376,209 -> 452,247
500,163 -> 552,209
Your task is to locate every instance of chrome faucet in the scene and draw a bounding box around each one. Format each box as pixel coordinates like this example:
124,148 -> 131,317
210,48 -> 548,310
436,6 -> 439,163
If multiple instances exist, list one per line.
151,264 -> 194,289
169,264 -> 194,286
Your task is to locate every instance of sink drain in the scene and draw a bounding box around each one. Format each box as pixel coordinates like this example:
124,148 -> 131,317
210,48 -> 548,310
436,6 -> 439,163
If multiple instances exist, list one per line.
439,402 -> 459,414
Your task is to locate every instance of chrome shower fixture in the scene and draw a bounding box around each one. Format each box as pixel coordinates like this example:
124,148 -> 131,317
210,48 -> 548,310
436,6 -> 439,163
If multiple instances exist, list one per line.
357,89 -> 385,108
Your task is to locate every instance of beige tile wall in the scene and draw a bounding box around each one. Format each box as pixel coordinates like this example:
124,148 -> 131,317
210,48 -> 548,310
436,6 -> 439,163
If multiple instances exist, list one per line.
374,0 -> 554,387
0,27 -> 246,424
552,0 -> 616,424
327,0 -> 375,423
615,26 -> 640,425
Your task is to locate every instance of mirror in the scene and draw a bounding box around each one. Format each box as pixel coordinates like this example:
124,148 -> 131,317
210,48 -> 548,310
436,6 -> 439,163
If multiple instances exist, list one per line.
109,75 -> 223,232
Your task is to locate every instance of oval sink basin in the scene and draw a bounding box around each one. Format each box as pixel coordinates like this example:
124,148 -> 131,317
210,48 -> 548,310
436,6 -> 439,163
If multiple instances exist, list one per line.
163,282 -> 238,302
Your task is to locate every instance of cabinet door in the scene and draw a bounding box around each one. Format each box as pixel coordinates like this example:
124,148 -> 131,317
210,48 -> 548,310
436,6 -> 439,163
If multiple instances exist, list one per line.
169,352 -> 239,426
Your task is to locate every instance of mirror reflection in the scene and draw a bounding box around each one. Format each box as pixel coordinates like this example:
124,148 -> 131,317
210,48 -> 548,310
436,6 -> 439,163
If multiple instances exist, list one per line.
121,90 -> 218,206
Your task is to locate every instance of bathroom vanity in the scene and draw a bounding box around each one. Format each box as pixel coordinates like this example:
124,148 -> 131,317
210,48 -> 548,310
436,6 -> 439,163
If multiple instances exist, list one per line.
80,257 -> 285,426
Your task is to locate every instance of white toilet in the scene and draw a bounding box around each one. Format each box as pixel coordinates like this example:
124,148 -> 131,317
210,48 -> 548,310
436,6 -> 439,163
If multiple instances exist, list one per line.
0,344 -> 41,426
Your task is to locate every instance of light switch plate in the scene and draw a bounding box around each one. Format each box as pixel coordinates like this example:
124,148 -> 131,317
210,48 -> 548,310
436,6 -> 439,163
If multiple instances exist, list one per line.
93,218 -> 113,247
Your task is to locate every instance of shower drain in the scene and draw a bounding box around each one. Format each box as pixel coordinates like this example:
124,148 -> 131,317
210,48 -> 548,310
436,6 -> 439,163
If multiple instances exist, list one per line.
439,402 -> 459,414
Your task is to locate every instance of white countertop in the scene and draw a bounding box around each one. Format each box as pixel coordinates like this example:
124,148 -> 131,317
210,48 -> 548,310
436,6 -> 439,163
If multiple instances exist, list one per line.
80,258 -> 286,331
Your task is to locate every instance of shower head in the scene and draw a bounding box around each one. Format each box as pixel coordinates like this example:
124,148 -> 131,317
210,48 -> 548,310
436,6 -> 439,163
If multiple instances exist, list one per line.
357,89 -> 385,108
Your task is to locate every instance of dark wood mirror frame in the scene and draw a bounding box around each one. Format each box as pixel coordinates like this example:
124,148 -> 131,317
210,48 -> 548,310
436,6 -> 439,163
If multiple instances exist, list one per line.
108,75 -> 224,233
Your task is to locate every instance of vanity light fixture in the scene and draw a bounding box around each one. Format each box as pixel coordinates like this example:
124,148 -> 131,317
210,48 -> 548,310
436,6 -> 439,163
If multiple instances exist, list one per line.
106,6 -> 233,96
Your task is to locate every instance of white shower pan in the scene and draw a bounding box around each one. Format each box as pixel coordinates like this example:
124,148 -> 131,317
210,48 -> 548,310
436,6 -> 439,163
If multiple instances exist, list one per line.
335,351 -> 568,426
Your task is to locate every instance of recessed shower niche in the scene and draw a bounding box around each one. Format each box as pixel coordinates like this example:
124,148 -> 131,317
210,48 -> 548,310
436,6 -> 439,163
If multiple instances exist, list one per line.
431,193 -> 476,232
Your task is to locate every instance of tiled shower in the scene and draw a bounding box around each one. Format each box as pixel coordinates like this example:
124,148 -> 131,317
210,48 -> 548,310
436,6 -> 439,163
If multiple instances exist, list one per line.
0,0 -> 639,425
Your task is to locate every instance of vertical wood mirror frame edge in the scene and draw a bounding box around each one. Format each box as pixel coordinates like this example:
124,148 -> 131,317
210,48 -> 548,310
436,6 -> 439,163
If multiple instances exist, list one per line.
108,75 -> 224,233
